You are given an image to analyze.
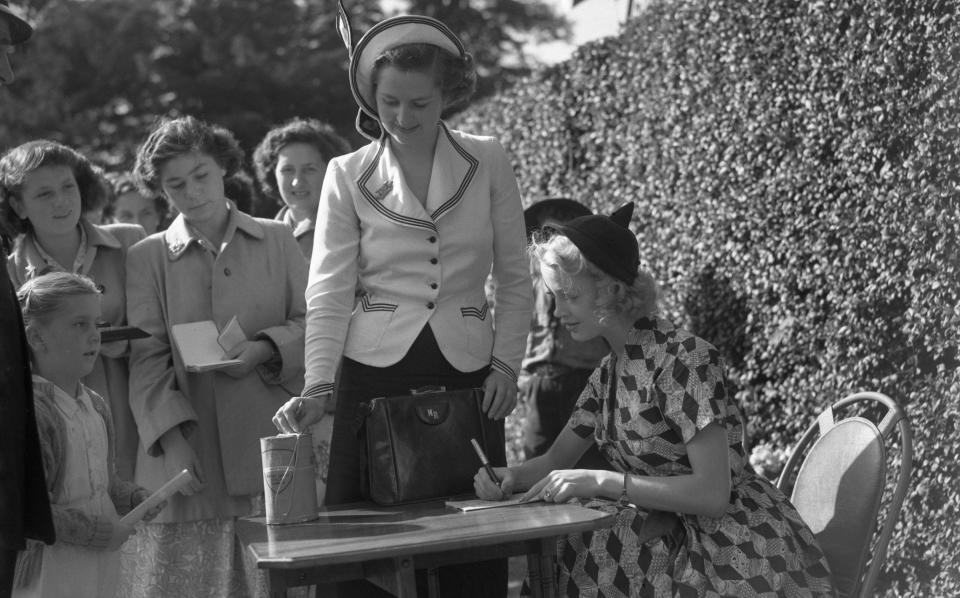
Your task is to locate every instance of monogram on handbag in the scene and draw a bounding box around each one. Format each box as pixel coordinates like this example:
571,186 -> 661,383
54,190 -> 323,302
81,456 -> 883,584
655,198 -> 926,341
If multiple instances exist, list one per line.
359,387 -> 506,505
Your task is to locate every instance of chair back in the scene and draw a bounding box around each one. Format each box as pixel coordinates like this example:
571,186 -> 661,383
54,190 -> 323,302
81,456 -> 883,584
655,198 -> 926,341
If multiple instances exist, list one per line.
777,392 -> 912,598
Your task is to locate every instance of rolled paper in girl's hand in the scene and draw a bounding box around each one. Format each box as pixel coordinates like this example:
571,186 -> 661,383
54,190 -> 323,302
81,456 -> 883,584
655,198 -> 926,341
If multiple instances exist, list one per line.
119,469 -> 192,526
261,433 -> 318,525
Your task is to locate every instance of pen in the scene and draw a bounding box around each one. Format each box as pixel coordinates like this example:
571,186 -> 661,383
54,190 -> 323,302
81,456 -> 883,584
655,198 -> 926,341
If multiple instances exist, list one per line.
470,438 -> 505,498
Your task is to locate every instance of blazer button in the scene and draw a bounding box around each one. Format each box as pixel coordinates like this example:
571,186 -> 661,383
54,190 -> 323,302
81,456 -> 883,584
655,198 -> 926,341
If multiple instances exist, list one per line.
429,258 -> 438,265
428,236 -> 437,243
426,302 -> 435,309
430,283 -> 438,289
224,267 -> 232,276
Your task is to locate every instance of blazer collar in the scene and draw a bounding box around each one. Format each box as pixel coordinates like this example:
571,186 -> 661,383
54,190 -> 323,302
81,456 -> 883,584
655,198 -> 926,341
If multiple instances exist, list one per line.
357,123 -> 479,232
164,204 -> 264,260
14,220 -> 121,278
81,220 -> 123,250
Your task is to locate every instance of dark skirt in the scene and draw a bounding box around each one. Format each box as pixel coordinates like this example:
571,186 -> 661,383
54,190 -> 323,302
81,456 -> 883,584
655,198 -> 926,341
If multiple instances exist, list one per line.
325,325 -> 508,598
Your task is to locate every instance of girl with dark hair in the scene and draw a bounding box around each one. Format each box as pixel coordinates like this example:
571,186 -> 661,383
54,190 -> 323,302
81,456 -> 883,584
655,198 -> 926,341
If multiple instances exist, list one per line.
121,116 -> 307,597
253,118 -> 352,505
107,172 -> 167,235
0,139 -> 145,483
253,118 -> 351,260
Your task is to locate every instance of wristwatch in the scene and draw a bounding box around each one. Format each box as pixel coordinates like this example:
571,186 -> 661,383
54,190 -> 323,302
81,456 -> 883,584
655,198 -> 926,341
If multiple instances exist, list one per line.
618,473 -> 631,506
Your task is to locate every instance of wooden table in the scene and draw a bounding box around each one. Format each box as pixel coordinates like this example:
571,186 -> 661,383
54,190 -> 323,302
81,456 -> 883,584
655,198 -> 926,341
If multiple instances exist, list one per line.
237,499 -> 613,597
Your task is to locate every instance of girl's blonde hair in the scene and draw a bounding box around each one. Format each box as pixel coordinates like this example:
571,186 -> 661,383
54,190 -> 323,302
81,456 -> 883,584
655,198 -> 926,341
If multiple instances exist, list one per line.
530,232 -> 659,325
17,272 -> 100,335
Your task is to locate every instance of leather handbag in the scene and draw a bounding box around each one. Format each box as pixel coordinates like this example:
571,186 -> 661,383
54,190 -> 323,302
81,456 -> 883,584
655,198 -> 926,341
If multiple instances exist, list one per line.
358,387 -> 506,505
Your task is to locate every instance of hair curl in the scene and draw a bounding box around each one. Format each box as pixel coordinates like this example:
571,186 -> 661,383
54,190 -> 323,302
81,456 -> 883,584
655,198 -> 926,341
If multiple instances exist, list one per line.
530,232 -> 659,325
18,271 -> 101,333
134,116 -> 243,196
372,43 -> 476,112
252,118 -> 350,200
0,140 -> 111,236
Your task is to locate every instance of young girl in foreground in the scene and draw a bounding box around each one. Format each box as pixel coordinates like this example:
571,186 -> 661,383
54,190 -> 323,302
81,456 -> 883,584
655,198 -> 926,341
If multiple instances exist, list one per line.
14,272 -> 161,598
475,204 -> 838,597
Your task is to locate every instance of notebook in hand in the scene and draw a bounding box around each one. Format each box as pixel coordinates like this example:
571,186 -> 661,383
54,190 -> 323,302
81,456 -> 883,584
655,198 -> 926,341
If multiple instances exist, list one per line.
171,320 -> 244,373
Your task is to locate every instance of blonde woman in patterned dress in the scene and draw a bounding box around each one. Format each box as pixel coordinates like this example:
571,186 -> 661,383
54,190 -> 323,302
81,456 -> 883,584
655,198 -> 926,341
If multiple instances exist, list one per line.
475,203 -> 838,597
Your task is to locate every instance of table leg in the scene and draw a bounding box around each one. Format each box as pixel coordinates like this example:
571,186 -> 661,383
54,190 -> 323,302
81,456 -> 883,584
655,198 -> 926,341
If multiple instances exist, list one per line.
365,557 -> 418,597
426,567 -> 441,598
267,570 -> 288,598
526,537 -> 559,598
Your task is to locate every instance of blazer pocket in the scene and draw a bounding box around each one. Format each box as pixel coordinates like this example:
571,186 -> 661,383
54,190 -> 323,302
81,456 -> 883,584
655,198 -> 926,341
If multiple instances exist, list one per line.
347,294 -> 398,353
460,302 -> 493,360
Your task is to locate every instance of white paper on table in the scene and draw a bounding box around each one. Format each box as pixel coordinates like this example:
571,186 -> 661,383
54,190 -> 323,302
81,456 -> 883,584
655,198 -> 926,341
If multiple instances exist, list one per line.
445,493 -> 540,512
119,469 -> 193,526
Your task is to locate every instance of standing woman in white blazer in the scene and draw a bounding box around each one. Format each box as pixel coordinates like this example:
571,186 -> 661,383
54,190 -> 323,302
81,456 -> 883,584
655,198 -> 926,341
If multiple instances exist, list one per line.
273,13 -> 532,598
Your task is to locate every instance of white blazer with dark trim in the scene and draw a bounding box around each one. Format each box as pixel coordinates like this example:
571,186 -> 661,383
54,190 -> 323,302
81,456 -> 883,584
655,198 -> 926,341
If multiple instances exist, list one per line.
303,124 -> 532,396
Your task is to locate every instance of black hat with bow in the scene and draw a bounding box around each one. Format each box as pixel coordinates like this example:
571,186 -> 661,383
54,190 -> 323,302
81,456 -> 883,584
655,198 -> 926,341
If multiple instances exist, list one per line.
550,202 -> 639,286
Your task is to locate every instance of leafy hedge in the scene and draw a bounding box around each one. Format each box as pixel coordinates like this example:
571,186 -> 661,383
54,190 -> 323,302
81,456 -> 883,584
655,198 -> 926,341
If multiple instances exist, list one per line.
455,0 -> 959,594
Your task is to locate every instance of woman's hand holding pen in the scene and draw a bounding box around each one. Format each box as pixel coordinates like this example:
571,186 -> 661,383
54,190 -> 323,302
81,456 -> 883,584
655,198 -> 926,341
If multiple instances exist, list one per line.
473,465 -> 516,501
273,394 -> 329,434
481,369 -> 517,420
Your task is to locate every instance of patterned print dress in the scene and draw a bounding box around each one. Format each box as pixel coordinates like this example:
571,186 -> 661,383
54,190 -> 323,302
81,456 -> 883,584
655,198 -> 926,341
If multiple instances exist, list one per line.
559,316 -> 837,597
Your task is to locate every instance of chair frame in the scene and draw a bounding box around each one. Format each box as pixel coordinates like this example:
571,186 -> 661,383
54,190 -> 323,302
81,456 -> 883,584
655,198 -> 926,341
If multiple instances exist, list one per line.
776,391 -> 913,598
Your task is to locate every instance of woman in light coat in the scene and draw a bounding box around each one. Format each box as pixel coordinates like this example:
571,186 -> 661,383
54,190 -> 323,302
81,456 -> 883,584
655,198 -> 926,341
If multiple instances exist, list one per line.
121,116 -> 307,598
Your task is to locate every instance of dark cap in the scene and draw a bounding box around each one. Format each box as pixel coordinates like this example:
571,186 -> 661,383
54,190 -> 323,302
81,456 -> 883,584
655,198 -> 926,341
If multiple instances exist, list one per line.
552,202 -> 639,285
523,197 -> 591,236
0,0 -> 33,45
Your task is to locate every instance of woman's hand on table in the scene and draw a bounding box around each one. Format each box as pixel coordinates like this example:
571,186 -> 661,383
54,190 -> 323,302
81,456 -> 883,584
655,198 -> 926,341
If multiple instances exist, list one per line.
473,465 -> 516,500
273,394 -> 329,434
520,469 -> 610,504
481,369 -> 517,420
220,340 -> 273,378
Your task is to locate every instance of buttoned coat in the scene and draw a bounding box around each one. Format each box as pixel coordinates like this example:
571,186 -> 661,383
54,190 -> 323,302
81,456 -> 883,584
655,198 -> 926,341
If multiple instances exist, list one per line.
126,208 -> 307,522
303,125 -> 532,396
6,221 -> 146,481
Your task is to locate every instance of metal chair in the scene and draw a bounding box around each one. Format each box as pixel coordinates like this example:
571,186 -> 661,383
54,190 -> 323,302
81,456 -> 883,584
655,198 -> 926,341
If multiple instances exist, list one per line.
776,392 -> 913,598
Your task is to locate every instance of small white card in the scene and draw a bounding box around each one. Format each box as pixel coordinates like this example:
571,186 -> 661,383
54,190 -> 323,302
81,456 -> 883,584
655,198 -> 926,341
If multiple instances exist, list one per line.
217,315 -> 247,358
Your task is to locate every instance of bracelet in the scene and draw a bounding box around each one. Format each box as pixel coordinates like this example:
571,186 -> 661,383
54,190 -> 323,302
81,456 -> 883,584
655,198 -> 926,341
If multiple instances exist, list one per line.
618,472 -> 631,506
